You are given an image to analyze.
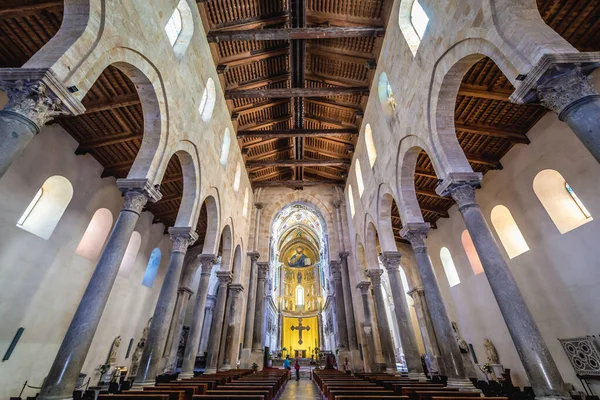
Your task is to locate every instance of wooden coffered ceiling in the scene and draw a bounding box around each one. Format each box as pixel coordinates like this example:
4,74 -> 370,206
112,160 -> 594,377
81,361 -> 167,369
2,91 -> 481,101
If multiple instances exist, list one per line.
0,1 -> 599,246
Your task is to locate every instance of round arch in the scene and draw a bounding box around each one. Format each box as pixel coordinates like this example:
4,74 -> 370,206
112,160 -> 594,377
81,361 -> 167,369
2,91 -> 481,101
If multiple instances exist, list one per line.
232,244 -> 243,282
376,183 -> 400,253
218,221 -> 234,272
200,189 -> 221,255
364,217 -> 380,269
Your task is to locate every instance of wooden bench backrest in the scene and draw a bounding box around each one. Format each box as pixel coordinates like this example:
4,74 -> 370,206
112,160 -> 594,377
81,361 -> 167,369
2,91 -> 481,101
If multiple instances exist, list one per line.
192,395 -> 264,400
99,395 -> 169,400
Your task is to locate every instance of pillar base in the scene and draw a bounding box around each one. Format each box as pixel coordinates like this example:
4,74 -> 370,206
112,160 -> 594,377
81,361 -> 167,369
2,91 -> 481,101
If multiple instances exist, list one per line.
178,372 -> 194,380
204,368 -> 217,374
385,367 -> 397,374
130,380 -> 155,390
407,372 -> 427,381
446,378 -> 477,390
249,351 -> 265,371
535,396 -> 570,400
221,364 -> 232,371
240,348 -> 252,368
348,349 -> 362,372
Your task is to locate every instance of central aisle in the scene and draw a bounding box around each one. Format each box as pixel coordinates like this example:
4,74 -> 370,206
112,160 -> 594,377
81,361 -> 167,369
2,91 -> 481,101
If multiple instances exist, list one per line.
280,377 -> 321,399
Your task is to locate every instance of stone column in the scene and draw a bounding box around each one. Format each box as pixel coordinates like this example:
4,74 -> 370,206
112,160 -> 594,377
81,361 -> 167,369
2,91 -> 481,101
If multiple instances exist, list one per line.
134,227 -> 198,387
198,296 -> 217,355
511,63 -> 600,163
0,73 -> 84,178
205,271 -> 233,373
380,252 -> 424,379
179,255 -> 217,379
251,262 -> 269,354
407,286 -> 441,375
243,252 -> 260,349
339,252 -> 359,352
222,284 -> 244,370
38,180 -> 160,400
366,269 -> 397,373
163,286 -> 193,372
437,173 -> 568,398
330,261 -> 349,350
357,281 -> 376,373
401,224 -> 473,388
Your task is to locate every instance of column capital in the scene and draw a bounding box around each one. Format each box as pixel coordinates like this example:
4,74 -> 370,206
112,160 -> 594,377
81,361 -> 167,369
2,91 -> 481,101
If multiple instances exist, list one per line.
117,178 -> 163,211
257,262 -> 269,280
0,68 -> 85,129
406,286 -> 425,298
435,172 -> 481,198
400,223 -> 430,250
333,200 -> 343,209
229,283 -> 244,298
198,254 -> 218,274
339,251 -> 350,261
380,251 -> 402,272
206,294 -> 217,307
356,281 -> 371,294
169,227 -> 198,253
330,260 -> 342,280
366,269 -> 384,286
178,286 -> 194,296
254,202 -> 264,210
247,251 -> 260,261
216,271 -> 233,287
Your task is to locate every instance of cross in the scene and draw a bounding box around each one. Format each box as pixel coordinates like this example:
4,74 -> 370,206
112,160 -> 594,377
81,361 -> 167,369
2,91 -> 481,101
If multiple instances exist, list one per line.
290,318 -> 311,345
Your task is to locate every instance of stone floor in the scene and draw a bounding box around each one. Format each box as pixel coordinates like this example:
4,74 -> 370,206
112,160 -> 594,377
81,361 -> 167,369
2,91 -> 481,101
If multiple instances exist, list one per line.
279,377 -> 321,399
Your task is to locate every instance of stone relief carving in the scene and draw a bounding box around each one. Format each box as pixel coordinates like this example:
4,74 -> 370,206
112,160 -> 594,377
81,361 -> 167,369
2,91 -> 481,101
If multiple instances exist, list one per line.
484,338 -> 499,364
559,336 -> 600,377
0,80 -> 67,128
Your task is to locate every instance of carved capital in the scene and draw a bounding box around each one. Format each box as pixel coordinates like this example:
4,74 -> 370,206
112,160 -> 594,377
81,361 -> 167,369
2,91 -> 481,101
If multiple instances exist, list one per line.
407,286 -> 425,299
216,271 -> 233,287
400,223 -> 430,252
254,202 -> 264,210
169,227 -> 198,254
363,326 -> 372,335
380,251 -> 402,272
117,178 -> 162,202
339,251 -> 350,262
247,251 -> 260,262
333,200 -> 343,209
330,260 -> 342,280
122,191 -> 149,215
229,283 -> 244,298
178,286 -> 194,296
366,268 -> 384,286
198,254 -> 218,275
356,281 -> 371,295
257,262 -> 269,280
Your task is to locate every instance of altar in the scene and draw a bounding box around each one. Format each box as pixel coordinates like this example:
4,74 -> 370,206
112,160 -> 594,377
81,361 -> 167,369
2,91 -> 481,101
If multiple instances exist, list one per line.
281,316 -> 319,357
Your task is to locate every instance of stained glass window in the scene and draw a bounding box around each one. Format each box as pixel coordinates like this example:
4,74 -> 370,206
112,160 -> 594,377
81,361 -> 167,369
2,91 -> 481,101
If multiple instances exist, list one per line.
386,81 -> 396,110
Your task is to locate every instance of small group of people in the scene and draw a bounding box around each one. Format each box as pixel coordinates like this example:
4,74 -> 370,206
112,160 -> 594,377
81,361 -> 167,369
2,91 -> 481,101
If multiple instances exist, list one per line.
283,355 -> 301,381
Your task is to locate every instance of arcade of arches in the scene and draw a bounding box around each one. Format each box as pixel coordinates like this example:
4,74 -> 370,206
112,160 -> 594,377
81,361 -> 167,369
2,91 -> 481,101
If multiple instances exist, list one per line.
0,1 -> 600,400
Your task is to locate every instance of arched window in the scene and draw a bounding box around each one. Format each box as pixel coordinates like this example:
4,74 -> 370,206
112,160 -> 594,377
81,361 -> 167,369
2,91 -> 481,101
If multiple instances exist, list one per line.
165,0 -> 193,59
198,78 -> 216,122
365,124 -> 377,168
75,208 -> 114,261
142,248 -> 162,288
377,73 -> 396,115
119,231 -> 142,277
490,205 -> 530,258
242,188 -> 249,217
165,7 -> 182,46
398,0 -> 429,56
440,247 -> 460,287
295,285 -> 305,306
533,169 -> 593,234
461,230 -> 483,275
356,160 -> 365,197
348,185 -> 356,218
233,162 -> 241,192
220,128 -> 231,167
17,175 -> 73,240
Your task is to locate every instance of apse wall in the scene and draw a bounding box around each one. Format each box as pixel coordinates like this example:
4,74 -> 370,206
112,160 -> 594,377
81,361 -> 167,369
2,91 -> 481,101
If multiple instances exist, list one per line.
426,73 -> 600,390
0,93 -> 170,399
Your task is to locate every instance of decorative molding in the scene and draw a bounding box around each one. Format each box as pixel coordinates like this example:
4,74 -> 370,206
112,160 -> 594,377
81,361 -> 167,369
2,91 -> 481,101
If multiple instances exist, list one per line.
178,286 -> 194,295
537,66 -> 600,118
257,262 -> 269,279
366,269 -> 384,286
0,81 -> 66,130
356,281 -> 371,294
117,178 -> 163,203
380,251 -> 402,272
169,227 -> 198,253
229,283 -> 244,298
199,254 -> 218,274
400,223 -> 430,251
247,251 -> 260,262
254,202 -> 264,210
216,271 -> 233,286
121,191 -> 149,215
559,336 -> 600,377
339,251 -> 350,262
435,172 -> 481,198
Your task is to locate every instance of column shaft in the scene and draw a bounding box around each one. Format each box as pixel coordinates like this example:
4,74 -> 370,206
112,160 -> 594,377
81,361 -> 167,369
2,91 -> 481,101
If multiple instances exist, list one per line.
198,297 -> 216,355
357,282 -> 376,373
367,269 -> 396,373
408,287 -> 442,375
205,271 -> 232,373
243,253 -> 259,348
163,287 -> 193,372
39,184 -> 158,400
222,284 -> 244,369
180,256 -> 216,378
339,253 -> 358,351
439,177 -> 568,398
381,252 -> 424,377
251,263 -> 269,352
330,261 -> 349,349
134,228 -> 197,387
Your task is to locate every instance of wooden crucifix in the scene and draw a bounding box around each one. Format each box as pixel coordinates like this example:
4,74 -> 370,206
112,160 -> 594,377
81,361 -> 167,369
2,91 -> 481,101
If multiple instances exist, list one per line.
290,317 -> 310,345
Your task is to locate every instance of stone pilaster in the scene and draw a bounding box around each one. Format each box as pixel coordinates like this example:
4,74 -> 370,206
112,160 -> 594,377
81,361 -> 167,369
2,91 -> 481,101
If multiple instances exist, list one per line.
339,252 -> 359,352
330,261 -> 349,350
222,284 -> 244,369
380,251 -> 424,379
407,286 -> 442,375
357,281 -> 376,373
366,269 -> 397,373
163,286 -> 194,372
205,271 -> 233,373
199,295 -> 217,355
437,173 -> 568,398
251,262 -> 269,353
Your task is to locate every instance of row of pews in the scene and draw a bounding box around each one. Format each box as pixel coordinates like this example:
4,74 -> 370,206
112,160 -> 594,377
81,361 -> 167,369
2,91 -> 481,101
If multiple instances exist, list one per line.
313,369 -> 510,400
98,369 -> 289,400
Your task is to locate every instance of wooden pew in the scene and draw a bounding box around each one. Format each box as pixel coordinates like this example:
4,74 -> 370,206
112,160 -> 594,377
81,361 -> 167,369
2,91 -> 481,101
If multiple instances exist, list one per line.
193,395 -> 264,400
218,384 -> 273,400
336,397 -> 409,400
99,395 -> 168,400
144,386 -> 200,400
328,389 -> 395,400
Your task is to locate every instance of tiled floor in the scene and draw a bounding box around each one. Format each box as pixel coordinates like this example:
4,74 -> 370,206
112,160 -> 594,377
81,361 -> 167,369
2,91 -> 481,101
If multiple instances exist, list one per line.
279,378 -> 322,399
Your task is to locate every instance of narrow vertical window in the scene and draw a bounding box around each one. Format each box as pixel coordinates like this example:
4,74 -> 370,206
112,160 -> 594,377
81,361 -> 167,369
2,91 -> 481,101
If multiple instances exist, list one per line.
411,0 -> 429,40
440,247 -> 460,287
490,205 -> 530,259
242,188 -> 249,217
348,185 -> 356,218
356,160 -> 365,197
165,7 -> 182,47
233,162 -> 241,192
365,124 -> 377,168
75,208 -> 114,261
198,78 -> 216,122
220,128 -> 231,167
119,231 -> 142,277
461,230 -> 483,275
142,248 -> 162,288
295,285 -> 305,306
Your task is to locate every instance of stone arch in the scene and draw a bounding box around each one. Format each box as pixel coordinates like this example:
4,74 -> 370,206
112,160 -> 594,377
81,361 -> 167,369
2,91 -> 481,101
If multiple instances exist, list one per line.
157,140 -> 201,229
355,237 -> 368,270
75,46 -> 169,183
376,183 -> 399,253
364,216 -> 380,269
200,190 -> 221,255
218,220 -> 234,272
428,38 -> 520,178
232,244 -> 243,282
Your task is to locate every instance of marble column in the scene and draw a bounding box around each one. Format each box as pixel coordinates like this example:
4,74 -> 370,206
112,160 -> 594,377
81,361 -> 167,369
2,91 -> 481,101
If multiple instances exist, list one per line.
198,295 -> 217,355
38,180 -> 160,400
162,286 -> 193,372
0,74 -> 84,179
356,281 -> 376,373
179,255 -> 217,378
330,261 -> 349,350
205,271 -> 233,373
251,262 -> 269,353
401,223 -> 473,388
243,252 -> 260,349
380,252 -> 424,379
134,227 -> 198,387
339,252 -> 359,352
437,173 -> 568,399
222,284 -> 244,370
366,269 -> 397,373
407,286 -> 441,375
